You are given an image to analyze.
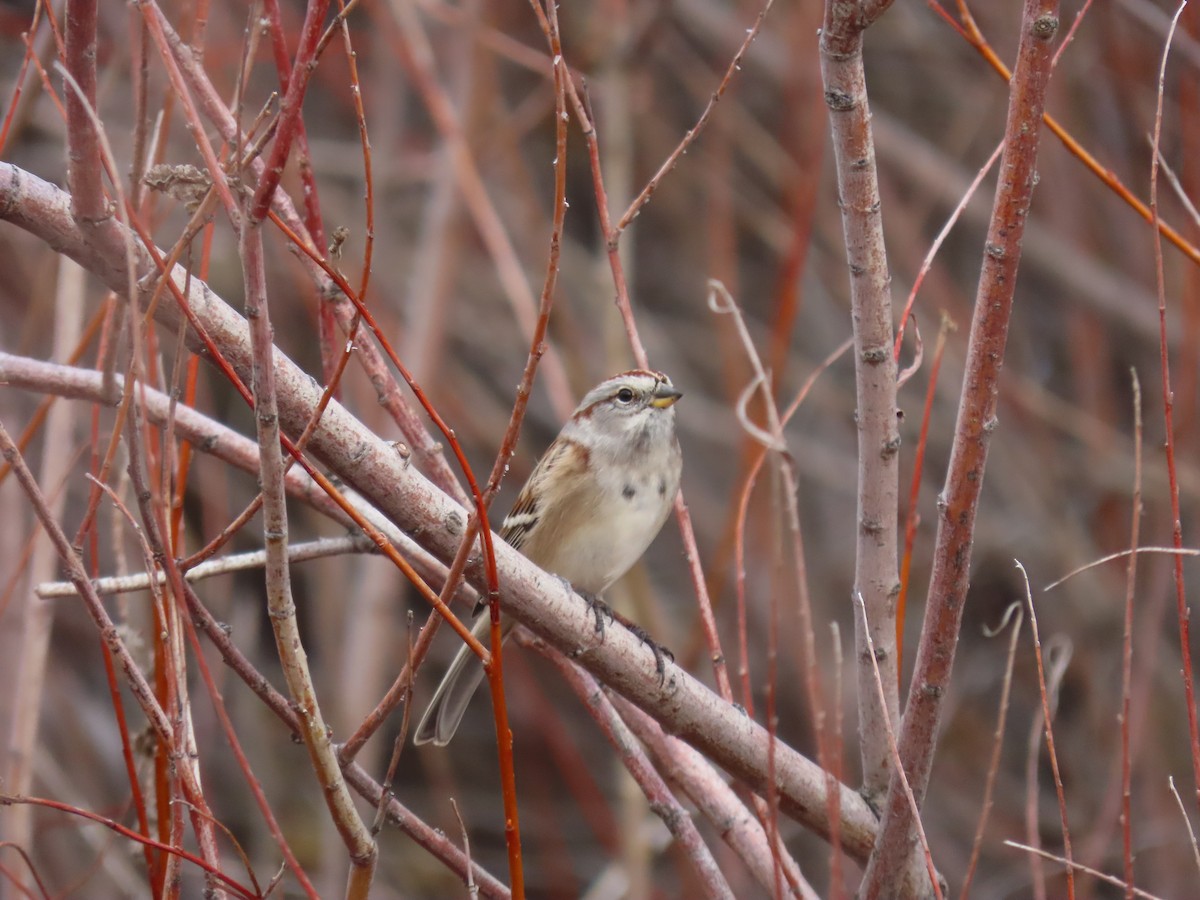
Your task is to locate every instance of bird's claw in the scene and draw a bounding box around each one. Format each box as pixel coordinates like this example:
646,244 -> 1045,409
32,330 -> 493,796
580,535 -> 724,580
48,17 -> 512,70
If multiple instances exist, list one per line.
630,624 -> 672,685
566,584 -> 672,684
581,592 -> 614,635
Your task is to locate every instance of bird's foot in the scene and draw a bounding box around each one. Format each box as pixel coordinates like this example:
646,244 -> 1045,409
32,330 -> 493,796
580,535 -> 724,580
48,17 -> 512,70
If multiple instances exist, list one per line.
580,592 -> 615,635
590,602 -> 673,684
563,583 -> 673,683
555,579 -> 614,635
623,621 -> 673,684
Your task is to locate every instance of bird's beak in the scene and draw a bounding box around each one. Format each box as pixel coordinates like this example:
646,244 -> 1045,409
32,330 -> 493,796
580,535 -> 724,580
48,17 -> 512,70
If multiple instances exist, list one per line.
650,384 -> 683,408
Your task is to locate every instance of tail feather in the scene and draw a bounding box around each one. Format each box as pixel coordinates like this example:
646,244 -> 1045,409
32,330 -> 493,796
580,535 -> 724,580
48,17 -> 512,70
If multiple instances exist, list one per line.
413,613 -> 506,746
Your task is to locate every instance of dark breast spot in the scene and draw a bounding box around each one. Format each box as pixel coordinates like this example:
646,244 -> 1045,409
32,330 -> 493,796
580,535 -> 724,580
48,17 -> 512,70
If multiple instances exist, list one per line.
622,484 -> 636,500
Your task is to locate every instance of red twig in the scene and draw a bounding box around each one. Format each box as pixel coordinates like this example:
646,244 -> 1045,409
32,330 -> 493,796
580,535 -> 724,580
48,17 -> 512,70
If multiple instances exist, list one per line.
0,795 -> 256,899
259,0 -> 340,384
245,0 -> 331,224
896,316 -> 954,674
0,1 -> 47,156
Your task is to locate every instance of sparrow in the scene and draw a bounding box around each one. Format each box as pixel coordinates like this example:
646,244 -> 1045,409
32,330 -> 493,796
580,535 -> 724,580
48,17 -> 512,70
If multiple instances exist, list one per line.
413,369 -> 683,746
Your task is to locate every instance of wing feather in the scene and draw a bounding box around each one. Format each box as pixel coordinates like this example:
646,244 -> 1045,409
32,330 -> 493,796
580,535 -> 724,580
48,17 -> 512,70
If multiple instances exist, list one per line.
499,437 -> 589,550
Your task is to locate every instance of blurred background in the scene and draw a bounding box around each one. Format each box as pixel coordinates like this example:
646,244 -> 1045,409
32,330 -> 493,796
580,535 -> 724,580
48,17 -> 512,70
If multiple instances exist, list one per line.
1,0 -> 1199,896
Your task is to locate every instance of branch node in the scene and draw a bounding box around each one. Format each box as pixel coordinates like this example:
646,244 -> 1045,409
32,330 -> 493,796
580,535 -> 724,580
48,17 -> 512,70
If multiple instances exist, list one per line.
824,89 -> 856,112
1032,14 -> 1060,39
443,510 -> 464,535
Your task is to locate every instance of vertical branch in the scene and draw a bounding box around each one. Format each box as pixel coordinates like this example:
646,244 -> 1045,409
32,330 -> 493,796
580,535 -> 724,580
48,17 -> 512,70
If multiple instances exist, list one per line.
861,2 -> 1060,897
818,0 -> 900,804
240,221 -> 378,896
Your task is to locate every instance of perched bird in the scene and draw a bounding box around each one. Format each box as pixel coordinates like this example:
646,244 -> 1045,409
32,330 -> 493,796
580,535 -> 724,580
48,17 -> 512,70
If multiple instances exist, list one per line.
413,369 -> 684,746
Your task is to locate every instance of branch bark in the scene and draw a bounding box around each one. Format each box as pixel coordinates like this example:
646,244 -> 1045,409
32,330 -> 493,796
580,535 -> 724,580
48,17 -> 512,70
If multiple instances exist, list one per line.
240,216 -> 378,895
819,0 -> 901,805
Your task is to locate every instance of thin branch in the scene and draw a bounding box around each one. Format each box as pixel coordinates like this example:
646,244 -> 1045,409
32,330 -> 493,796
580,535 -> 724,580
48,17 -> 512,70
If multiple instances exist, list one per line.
1003,841 -> 1166,900
613,0 -> 773,237
1018,563 -> 1075,900
1168,776 -> 1200,877
960,603 -> 1023,900
1120,369 -> 1144,899
36,535 -> 376,598
240,209 -> 377,892
1042,546 -> 1199,591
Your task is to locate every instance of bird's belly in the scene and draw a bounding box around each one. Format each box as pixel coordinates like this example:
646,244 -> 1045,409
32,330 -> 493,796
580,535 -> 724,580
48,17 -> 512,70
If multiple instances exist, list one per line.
543,488 -> 669,595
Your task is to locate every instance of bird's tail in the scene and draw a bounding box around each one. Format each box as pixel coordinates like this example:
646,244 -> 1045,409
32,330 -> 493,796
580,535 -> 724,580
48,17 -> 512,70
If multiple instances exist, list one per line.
413,612 -> 504,746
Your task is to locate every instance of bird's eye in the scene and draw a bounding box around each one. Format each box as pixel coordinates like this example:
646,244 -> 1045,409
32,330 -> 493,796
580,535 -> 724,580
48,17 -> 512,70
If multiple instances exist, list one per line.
616,388 -> 635,404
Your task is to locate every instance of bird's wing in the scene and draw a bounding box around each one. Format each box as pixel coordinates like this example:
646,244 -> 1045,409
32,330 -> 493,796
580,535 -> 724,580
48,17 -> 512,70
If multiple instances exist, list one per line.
498,436 -> 589,552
